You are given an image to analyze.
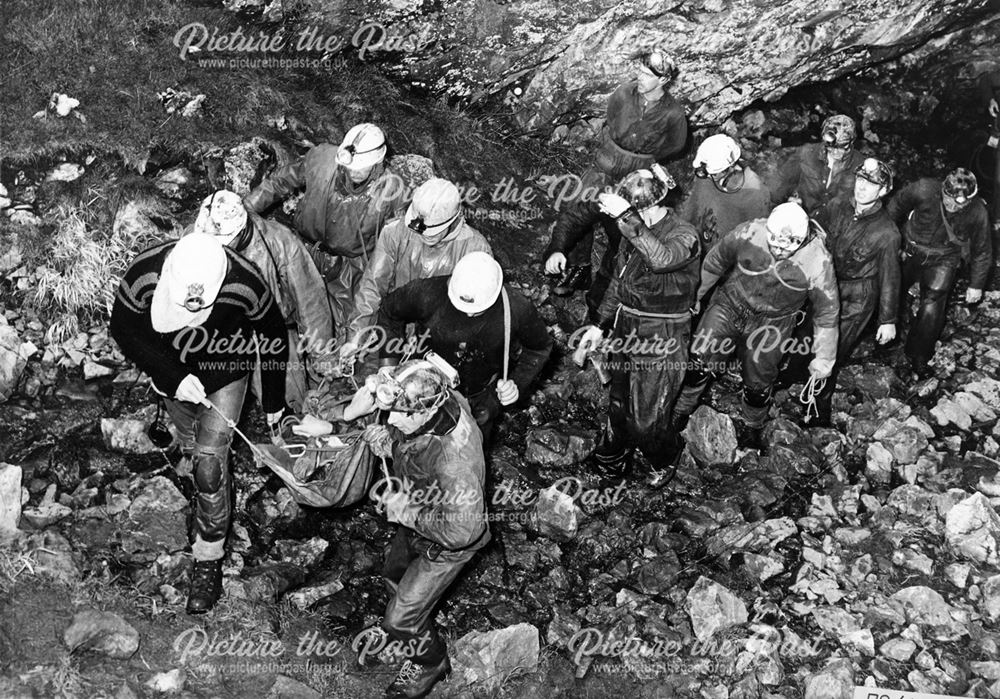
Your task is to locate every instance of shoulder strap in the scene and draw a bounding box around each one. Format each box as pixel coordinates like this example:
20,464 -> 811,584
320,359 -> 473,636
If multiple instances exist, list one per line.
501,287 -> 511,382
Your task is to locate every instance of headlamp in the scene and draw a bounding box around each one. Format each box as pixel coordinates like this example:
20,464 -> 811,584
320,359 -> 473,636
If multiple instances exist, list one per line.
639,50 -> 672,79
407,212 -> 459,236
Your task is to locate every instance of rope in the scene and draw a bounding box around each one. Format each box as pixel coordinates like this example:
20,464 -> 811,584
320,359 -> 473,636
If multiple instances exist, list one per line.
501,287 -> 511,382
798,374 -> 827,422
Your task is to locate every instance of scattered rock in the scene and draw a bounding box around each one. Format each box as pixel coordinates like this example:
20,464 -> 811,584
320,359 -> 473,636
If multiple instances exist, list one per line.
683,406 -> 738,467
145,669 -> 185,693
890,586 -> 955,627
944,493 -> 1000,567
101,418 -> 157,454
64,610 -> 140,659
0,321 -> 35,402
129,476 -> 187,514
880,637 -> 916,661
931,398 -> 972,430
45,163 -> 85,183
287,575 -> 344,610
452,623 -> 540,690
981,575 -> 1000,622
20,484 -> 71,529
267,675 -> 322,699
866,442 -> 894,484
524,424 -> 596,466
154,167 -> 194,199
121,510 -> 188,557
803,657 -> 854,699
534,483 -> 581,541
272,537 -> 329,568
685,576 -> 748,642
49,93 -> 80,117
28,530 -> 80,582
83,360 -> 114,380
635,552 -> 681,595
242,563 -> 307,602
0,463 -> 22,534
811,607 -> 860,636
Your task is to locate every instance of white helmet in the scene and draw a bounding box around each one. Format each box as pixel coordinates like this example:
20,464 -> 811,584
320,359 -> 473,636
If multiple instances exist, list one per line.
192,190 -> 247,246
693,134 -> 741,176
151,233 -> 228,333
765,203 -> 809,258
448,251 -> 502,314
336,123 -> 387,170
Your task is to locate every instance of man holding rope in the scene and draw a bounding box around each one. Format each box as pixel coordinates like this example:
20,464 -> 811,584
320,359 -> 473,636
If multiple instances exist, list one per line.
110,233 -> 288,614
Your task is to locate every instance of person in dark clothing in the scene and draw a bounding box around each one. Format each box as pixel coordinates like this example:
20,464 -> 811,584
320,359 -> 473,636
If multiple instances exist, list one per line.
335,360 -> 489,699
978,69 -> 1000,226
110,233 -> 288,613
671,203 -> 840,448
188,190 -> 335,412
887,168 -> 993,376
543,48 -> 688,321
245,123 -> 413,335
800,158 -> 901,426
771,114 -> 867,215
378,253 -> 553,446
678,133 -> 772,253
575,165 -> 700,482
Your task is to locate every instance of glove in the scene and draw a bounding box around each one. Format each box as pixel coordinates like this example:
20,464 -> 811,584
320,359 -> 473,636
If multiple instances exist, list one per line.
362,423 -> 393,458
966,288 -> 983,305
808,358 -> 833,381
572,325 -> 605,366
597,192 -> 631,218
496,379 -> 519,406
875,323 -> 896,344
343,376 -> 378,421
175,374 -> 208,405
291,414 -> 334,437
338,341 -> 359,361
545,252 -> 567,275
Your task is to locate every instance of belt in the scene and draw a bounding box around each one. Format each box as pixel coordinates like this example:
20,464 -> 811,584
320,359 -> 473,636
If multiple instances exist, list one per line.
618,304 -> 690,320
838,275 -> 877,283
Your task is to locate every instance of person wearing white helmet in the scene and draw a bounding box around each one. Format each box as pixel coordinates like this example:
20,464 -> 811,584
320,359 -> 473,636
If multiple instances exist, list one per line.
245,123 -> 423,334
678,133 -> 771,253
376,252 -> 552,445
574,165 -> 701,483
887,168 -> 992,377
542,46 -> 688,321
110,233 -> 288,614
771,114 -> 867,215
337,178 -> 492,371
671,202 -> 840,448
189,190 -> 335,412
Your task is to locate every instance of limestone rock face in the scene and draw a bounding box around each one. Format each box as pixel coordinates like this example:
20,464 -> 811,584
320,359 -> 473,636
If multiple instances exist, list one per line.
249,0 -> 992,140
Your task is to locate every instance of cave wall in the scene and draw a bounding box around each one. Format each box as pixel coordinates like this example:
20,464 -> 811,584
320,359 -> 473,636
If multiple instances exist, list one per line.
227,0 -> 997,144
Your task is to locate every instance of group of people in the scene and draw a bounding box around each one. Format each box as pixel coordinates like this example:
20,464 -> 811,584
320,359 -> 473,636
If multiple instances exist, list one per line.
551,48 -> 992,482
107,47 -> 994,699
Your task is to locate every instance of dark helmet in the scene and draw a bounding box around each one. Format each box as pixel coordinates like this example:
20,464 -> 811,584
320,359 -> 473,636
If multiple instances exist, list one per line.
942,168 -> 978,203
634,47 -> 678,82
855,157 -> 893,190
615,165 -> 677,211
821,114 -> 856,148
